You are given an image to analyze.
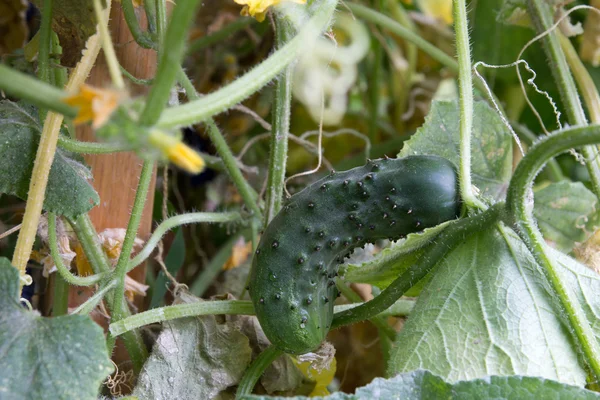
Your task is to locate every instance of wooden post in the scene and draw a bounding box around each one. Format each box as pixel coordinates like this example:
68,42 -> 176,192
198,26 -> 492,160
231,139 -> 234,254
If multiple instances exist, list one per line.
72,4 -> 157,370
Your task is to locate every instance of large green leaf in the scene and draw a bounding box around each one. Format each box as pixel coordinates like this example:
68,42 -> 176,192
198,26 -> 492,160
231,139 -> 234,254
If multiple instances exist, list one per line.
534,181 -> 600,253
0,101 -> 99,217
398,101 -> 513,201
243,370 -> 600,399
388,225 -> 587,385
0,258 -> 113,399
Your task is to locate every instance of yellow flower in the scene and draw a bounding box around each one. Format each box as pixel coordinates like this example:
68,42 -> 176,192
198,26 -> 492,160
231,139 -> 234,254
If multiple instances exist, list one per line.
63,84 -> 123,128
233,0 -> 306,22
417,0 -> 453,25
294,357 -> 337,396
149,130 -> 205,174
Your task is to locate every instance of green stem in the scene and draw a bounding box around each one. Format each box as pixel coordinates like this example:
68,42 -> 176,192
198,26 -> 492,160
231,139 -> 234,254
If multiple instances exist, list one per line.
49,213 -> 106,286
186,18 -> 254,56
177,68 -> 263,219
236,346 -> 283,399
37,0 -> 54,90
69,213 -> 148,372
110,162 -> 154,321
120,65 -> 154,86
93,0 -> 125,90
59,136 -> 132,154
512,123 -> 564,182
368,34 -> 383,141
139,0 -> 200,126
332,202 -> 505,328
121,0 -> 155,49
144,0 -> 157,35
453,0 -> 482,209
68,215 -> 111,274
0,65 -> 76,118
506,123 -> 600,380
110,300 -> 255,336
128,211 -> 242,272
155,0 -> 167,50
559,33 -> 600,123
527,0 -> 600,202
109,297 -> 414,337
73,280 -> 118,315
157,0 -> 339,129
52,274 -> 69,316
336,281 -> 396,341
264,19 -> 293,227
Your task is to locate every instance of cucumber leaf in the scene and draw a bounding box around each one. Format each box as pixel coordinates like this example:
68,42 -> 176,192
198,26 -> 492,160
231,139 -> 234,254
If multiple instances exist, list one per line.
242,369 -> 600,399
0,101 -> 99,218
533,181 -> 600,252
388,225 -> 589,385
0,257 -> 113,399
398,100 -> 513,201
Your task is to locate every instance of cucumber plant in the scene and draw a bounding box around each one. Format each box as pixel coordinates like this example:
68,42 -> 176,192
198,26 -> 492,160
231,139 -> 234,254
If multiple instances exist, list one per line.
1,0 -> 600,399
249,155 -> 460,354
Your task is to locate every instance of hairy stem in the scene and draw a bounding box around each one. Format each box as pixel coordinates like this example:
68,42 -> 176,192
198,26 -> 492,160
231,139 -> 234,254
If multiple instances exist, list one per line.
128,211 -> 242,271
453,0 -> 483,209
110,300 -> 255,336
73,280 -> 118,315
68,214 -> 111,274
108,161 -> 154,370
93,0 -> 125,89
264,19 -> 294,226
139,0 -> 201,126
110,297 -> 415,337
49,213 -> 106,286
37,0 -> 54,92
121,0 -> 155,49
0,65 -> 75,117
527,0 -> 600,201
157,0 -> 338,129
236,346 -> 283,399
506,123 -> 600,380
559,33 -> 600,123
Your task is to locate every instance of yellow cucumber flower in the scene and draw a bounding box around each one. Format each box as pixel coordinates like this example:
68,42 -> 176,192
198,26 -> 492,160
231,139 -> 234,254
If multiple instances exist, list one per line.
149,130 -> 205,174
233,0 -> 306,22
63,84 -> 124,128
418,0 -> 453,25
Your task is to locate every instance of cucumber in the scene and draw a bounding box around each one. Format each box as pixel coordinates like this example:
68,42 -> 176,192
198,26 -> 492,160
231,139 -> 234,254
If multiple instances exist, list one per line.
249,155 -> 461,354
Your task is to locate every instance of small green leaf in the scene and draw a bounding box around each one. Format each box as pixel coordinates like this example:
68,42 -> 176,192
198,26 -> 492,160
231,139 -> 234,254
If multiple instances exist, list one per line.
0,258 -> 113,399
342,221 -> 452,291
0,101 -> 99,217
534,181 -> 600,252
242,370 -> 600,399
398,100 -> 513,201
388,225 -> 587,385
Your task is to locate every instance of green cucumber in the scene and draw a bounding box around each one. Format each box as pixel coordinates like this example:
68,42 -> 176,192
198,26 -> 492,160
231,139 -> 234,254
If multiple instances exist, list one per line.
249,155 -> 461,354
